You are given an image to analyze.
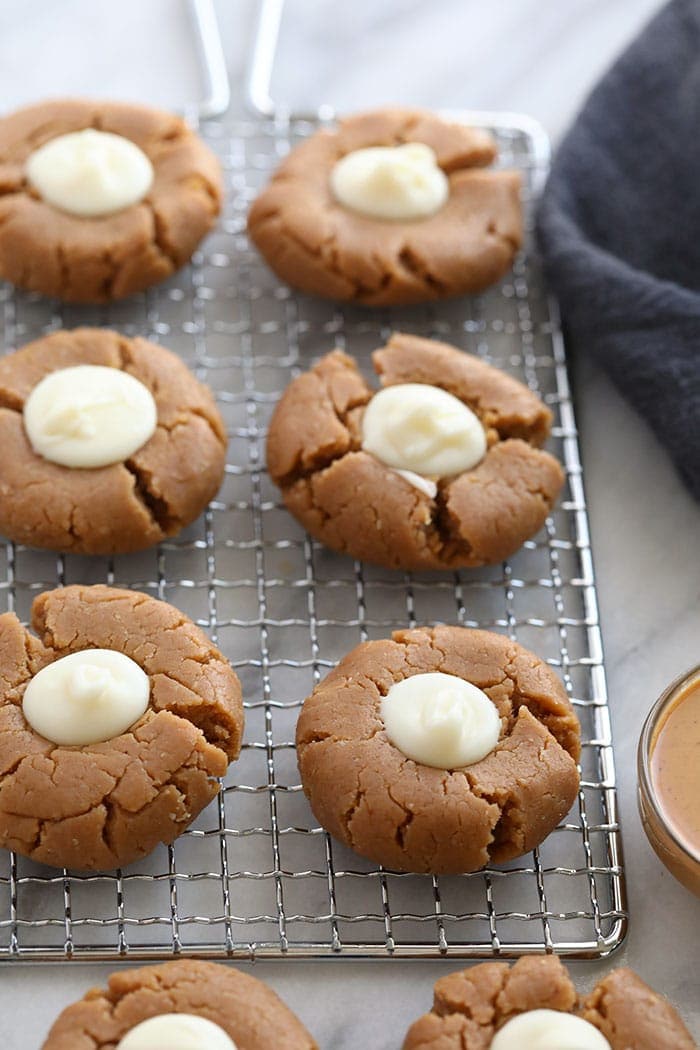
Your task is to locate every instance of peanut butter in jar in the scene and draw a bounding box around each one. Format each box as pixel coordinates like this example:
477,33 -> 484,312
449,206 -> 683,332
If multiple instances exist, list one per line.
638,666 -> 700,896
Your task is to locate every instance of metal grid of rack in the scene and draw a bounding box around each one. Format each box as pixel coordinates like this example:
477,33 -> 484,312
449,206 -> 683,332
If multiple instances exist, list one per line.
0,111 -> 626,961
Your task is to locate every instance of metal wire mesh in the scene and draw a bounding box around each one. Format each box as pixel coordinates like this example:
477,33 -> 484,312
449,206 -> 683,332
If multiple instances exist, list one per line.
0,112 -> 626,961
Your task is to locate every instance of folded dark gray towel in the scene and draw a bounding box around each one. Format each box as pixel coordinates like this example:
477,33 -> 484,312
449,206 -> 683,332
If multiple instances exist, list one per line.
537,0 -> 700,500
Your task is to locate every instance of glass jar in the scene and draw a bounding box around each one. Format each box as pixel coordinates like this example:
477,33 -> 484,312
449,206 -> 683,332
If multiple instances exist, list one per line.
637,665 -> 700,897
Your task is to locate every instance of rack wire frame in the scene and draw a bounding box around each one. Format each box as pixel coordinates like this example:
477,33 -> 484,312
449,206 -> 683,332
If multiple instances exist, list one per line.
0,111 -> 627,962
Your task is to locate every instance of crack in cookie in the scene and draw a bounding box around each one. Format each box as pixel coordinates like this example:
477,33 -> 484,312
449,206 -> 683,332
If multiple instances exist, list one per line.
0,585 -> 243,871
267,333 -> 564,570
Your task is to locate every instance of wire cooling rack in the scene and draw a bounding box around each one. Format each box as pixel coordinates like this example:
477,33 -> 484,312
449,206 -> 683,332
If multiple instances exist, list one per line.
0,108 -> 627,961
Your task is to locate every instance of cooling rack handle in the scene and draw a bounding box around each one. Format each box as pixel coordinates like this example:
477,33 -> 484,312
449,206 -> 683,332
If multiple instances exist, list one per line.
246,0 -> 336,121
246,0 -> 284,117
188,0 -> 231,121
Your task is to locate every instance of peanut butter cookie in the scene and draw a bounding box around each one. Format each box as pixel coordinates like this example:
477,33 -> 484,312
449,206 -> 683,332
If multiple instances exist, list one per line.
0,98 -> 222,302
403,957 -> 695,1050
0,585 -> 243,871
0,327 -> 227,554
41,960 -> 317,1050
296,626 -> 580,875
247,108 -> 521,305
267,333 -> 563,570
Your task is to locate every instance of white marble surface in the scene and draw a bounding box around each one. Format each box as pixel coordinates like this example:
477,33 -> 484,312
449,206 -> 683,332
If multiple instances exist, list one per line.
1,0 -> 699,1046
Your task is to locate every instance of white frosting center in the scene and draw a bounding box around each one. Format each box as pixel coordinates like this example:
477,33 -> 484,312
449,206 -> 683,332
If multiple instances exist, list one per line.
490,1010 -> 612,1050
330,142 -> 448,220
23,364 -> 157,468
117,1014 -> 238,1050
26,128 -> 154,217
380,672 -> 500,769
362,383 -> 486,483
22,649 -> 150,746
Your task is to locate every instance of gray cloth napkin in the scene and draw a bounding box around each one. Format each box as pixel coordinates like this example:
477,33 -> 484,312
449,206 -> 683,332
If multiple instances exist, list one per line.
537,0 -> 700,499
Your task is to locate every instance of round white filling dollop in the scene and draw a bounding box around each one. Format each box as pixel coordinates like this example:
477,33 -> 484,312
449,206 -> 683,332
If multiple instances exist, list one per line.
22,649 -> 151,746
26,128 -> 154,217
330,142 -> 448,221
116,1013 -> 238,1050
23,364 -> 157,468
380,672 -> 501,769
362,382 -> 486,496
489,1009 -> 612,1050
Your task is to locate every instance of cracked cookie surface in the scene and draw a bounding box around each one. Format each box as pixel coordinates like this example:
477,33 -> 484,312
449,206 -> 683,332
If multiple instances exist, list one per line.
0,327 -> 227,554
296,626 -> 580,874
0,98 -> 222,302
41,960 -> 318,1050
403,957 -> 696,1050
248,108 -> 522,306
0,585 -> 243,871
267,333 -> 564,570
